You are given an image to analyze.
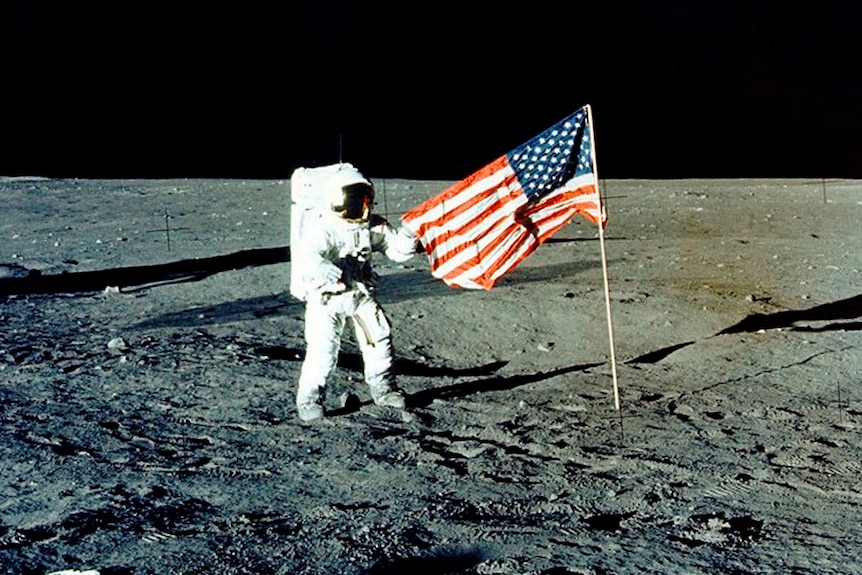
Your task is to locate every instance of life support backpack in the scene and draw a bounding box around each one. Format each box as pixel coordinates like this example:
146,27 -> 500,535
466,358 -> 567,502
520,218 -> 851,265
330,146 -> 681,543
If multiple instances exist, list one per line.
288,162 -> 371,301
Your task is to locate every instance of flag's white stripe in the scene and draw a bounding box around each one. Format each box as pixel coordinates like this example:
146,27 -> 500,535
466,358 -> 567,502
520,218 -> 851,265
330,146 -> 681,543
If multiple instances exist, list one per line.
480,224 -> 522,263
406,164 -> 515,230
431,209 -> 517,279
419,176 -> 522,250
560,174 -> 601,221
484,230 -> 535,284
557,173 -> 597,194
416,163 -> 601,289
531,177 -> 601,228
449,276 -> 484,289
531,194 -> 594,226
452,225 -> 533,288
423,187 -> 521,252
420,169 -> 592,257
532,201 -> 598,237
455,227 -> 525,284
424,188 -> 526,277
431,185 -> 597,284
534,210 -> 574,236
455,180 -> 601,286
457,189 -> 526,242
420,195 -> 493,251
431,238 -> 476,279
438,211 -> 534,286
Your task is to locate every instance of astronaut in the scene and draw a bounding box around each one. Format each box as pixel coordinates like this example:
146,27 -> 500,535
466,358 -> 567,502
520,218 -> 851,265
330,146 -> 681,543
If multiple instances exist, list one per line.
289,164 -> 419,422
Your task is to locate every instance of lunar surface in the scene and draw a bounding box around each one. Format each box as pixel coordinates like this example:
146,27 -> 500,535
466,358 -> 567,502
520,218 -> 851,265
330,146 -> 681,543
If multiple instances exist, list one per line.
1,176 -> 860,574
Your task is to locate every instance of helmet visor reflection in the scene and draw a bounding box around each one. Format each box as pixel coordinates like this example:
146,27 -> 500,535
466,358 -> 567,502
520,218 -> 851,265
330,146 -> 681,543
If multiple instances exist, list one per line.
333,183 -> 373,221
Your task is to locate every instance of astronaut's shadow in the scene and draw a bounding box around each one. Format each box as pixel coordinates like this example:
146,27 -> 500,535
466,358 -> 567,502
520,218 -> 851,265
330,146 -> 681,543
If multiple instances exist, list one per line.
324,359 -> 603,416
254,345 -> 509,379
257,344 -> 602,412
404,361 -> 605,409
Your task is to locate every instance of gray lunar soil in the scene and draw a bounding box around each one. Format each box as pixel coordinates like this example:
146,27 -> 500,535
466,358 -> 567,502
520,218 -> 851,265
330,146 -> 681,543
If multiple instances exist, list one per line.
0,176 -> 860,575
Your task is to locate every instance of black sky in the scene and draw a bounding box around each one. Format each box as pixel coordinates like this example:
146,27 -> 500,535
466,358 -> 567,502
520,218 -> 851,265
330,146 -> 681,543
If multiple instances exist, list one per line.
2,2 -> 860,180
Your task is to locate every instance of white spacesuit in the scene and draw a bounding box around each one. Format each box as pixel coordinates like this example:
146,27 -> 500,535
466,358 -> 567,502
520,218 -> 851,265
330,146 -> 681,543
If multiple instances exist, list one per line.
289,163 -> 418,422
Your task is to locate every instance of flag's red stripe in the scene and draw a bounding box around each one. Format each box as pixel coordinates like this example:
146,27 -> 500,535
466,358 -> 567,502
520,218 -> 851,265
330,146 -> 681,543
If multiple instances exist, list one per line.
401,156 -> 506,217
525,185 -> 601,239
423,187 -> 599,288
460,218 -> 532,286
430,215 -> 515,286
421,171 -> 519,259
426,198 -> 519,275
439,221 -> 526,288
415,161 -> 522,274
439,228 -> 532,289
439,184 -> 601,288
402,156 -> 509,232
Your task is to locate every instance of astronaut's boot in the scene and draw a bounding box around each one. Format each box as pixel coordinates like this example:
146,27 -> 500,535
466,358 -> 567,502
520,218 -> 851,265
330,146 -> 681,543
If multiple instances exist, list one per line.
368,376 -> 407,409
296,330 -> 336,422
366,362 -> 406,409
371,389 -> 407,409
297,400 -> 324,422
296,382 -> 325,422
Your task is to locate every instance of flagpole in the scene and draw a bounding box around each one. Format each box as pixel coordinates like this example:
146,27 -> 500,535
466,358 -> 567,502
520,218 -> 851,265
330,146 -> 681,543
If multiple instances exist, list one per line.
586,105 -> 621,411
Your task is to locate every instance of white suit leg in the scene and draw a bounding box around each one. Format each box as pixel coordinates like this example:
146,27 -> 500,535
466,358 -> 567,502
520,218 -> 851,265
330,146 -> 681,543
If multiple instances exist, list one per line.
297,296 -> 346,406
350,295 -> 396,398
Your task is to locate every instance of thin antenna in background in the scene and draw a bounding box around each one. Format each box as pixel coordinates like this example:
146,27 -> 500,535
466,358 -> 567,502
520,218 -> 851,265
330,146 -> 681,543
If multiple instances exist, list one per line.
381,179 -> 390,217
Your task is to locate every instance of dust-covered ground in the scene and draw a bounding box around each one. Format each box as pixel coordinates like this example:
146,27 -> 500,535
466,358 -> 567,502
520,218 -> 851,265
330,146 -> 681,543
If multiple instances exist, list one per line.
0,176 -> 860,575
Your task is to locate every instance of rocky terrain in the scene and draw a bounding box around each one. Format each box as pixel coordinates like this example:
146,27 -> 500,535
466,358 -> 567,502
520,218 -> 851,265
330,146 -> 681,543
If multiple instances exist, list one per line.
0,176 -> 860,574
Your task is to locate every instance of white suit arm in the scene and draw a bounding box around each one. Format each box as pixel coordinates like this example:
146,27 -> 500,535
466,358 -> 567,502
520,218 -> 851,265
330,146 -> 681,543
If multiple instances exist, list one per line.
370,216 -> 419,263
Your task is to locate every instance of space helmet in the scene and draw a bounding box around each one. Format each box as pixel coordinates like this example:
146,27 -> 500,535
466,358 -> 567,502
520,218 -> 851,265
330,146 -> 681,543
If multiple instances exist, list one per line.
328,164 -> 374,223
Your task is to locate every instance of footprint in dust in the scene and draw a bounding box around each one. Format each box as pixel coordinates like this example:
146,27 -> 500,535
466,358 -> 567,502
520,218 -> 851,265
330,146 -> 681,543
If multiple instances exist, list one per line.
668,512 -> 764,548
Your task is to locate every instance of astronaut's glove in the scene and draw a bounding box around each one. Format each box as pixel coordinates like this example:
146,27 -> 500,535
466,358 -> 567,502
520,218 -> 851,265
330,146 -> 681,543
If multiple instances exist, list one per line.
393,226 -> 421,256
310,271 -> 347,303
307,262 -> 343,291
318,281 -> 346,295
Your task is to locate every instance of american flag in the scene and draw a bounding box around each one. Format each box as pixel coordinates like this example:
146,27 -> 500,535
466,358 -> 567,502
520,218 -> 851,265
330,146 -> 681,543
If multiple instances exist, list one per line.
401,105 -> 604,290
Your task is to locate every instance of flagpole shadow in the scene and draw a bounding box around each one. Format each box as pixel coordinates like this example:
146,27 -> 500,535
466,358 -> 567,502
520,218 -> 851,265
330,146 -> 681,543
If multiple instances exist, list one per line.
406,362 -> 605,408
252,346 -> 601,412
